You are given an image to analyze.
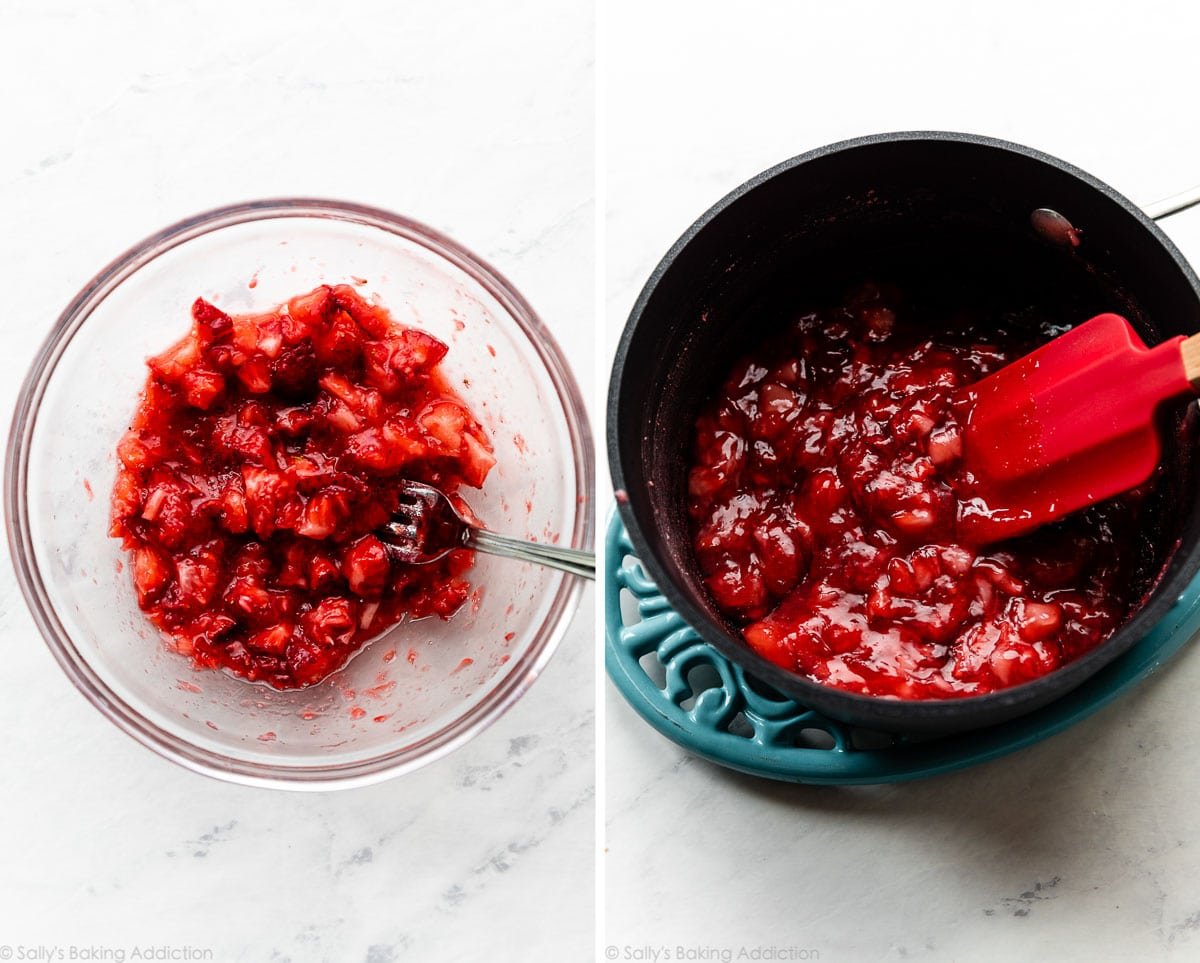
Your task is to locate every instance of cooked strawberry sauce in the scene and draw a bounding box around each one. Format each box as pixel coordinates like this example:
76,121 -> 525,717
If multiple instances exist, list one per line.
111,284 -> 495,689
688,283 -> 1154,699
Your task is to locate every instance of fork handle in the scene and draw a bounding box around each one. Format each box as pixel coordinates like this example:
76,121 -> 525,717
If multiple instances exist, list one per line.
467,528 -> 595,580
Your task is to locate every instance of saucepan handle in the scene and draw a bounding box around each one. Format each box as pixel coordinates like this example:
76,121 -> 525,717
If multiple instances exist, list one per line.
1145,185 -> 1200,221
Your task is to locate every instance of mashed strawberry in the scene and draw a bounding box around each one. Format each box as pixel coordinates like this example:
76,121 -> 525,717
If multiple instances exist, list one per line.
111,284 -> 495,688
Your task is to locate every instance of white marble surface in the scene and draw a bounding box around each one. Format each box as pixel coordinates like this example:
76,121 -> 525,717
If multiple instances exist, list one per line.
604,2 -> 1200,960
0,2 -> 594,961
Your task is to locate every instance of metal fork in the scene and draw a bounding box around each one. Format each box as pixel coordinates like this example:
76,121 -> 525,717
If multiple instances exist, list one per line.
381,479 -> 595,580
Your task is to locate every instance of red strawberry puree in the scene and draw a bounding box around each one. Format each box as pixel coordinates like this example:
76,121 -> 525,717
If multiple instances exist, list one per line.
111,284 -> 495,689
687,283 -> 1157,699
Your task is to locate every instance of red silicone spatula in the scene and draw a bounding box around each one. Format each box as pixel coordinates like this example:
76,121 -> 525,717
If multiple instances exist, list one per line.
959,312 -> 1199,543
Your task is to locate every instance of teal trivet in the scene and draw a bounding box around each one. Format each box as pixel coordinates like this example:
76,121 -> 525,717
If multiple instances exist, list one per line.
606,512 -> 1200,784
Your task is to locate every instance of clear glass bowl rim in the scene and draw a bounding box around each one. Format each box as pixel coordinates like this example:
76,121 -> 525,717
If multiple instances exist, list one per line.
4,197 -> 595,790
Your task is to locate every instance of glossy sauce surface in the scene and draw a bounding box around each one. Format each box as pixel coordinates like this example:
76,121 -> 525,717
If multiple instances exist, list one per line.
687,283 -> 1154,699
111,284 -> 495,689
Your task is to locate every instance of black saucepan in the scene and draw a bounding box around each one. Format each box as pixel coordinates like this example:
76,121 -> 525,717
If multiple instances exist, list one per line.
608,131 -> 1200,734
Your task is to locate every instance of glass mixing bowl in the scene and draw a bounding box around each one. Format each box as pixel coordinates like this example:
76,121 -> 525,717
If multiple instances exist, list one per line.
5,199 -> 594,789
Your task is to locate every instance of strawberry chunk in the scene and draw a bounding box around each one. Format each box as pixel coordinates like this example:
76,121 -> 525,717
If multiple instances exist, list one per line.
420,401 -> 468,449
270,341 -> 318,396
236,357 -> 273,394
1011,599 -> 1063,643
417,402 -> 495,486
233,311 -> 284,359
241,466 -> 298,538
140,475 -> 200,548
344,420 -> 426,473
224,576 -> 272,619
276,540 -> 312,589
287,285 -> 332,323
133,547 -> 173,606
148,335 -> 201,383
111,468 -> 143,526
308,552 -> 342,591
313,309 -> 364,366
363,330 -> 449,393
192,298 -> 232,343
341,535 -> 391,598
181,369 -> 225,409
247,622 -> 294,655
219,481 -> 249,534
175,542 -> 223,610
211,412 -> 273,465
131,379 -> 179,432
297,489 -> 351,539
325,400 -> 362,433
302,597 -> 358,647
461,432 -> 496,488
331,284 -> 391,337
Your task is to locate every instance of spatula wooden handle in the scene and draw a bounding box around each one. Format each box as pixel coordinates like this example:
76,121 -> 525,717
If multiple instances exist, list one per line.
1182,333 -> 1200,384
